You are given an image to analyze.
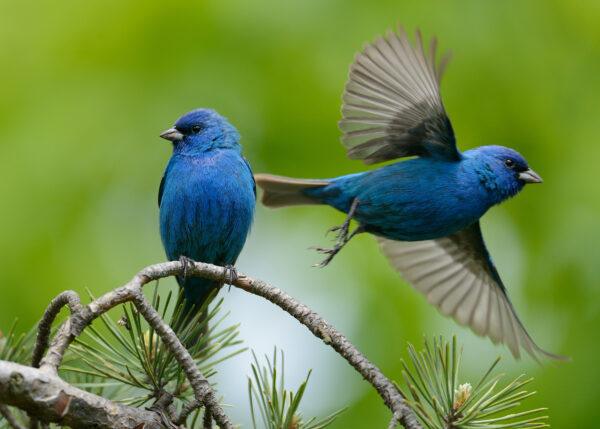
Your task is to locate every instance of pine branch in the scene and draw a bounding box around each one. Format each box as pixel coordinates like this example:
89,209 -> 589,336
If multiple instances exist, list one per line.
179,260 -> 422,429
0,260 -> 421,428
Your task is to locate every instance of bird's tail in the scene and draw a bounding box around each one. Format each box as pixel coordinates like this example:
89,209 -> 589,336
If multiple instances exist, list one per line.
172,276 -> 218,347
254,173 -> 330,208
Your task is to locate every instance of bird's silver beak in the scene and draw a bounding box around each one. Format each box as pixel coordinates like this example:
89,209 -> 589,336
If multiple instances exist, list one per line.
160,127 -> 184,142
518,168 -> 543,183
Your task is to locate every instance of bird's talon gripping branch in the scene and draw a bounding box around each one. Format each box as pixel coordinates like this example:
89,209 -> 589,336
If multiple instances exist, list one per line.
223,265 -> 238,284
179,255 -> 195,281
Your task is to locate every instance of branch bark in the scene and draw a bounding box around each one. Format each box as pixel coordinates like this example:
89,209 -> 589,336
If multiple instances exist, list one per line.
0,361 -> 161,428
29,263 -> 233,428
0,260 -> 421,429
179,261 -> 422,428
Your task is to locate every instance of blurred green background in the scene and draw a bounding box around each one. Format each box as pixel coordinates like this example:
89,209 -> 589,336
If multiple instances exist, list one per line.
1,0 -> 599,427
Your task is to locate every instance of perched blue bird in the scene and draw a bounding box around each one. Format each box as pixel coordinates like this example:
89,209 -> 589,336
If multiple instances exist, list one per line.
255,26 -> 565,361
159,108 -> 255,324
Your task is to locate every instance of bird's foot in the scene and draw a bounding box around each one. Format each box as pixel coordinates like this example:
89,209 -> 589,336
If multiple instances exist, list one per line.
311,223 -> 366,267
311,245 -> 342,267
325,198 -> 360,244
223,265 -> 238,284
325,224 -> 347,243
179,255 -> 195,281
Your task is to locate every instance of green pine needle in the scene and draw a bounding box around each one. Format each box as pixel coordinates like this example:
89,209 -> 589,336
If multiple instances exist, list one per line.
396,336 -> 550,429
248,348 -> 346,429
0,318 -> 37,365
61,283 -> 245,411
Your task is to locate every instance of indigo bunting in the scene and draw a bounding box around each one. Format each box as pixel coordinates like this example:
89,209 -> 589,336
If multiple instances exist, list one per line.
255,26 -> 564,361
159,108 -> 255,323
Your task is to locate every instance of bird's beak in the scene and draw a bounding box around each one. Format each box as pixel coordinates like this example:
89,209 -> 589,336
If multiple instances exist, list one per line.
160,127 -> 184,142
518,168 -> 543,183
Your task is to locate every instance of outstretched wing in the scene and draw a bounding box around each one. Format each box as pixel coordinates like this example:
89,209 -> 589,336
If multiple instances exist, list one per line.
339,24 -> 459,164
376,222 -> 566,361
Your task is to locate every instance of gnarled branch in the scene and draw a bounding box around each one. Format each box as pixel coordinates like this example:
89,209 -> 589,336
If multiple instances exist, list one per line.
0,260 -> 421,429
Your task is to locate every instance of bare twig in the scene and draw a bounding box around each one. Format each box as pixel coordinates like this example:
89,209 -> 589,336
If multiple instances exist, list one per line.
227,274 -> 422,429
389,412 -> 402,429
175,399 -> 201,426
202,408 -> 212,429
132,288 -> 231,428
32,291 -> 82,368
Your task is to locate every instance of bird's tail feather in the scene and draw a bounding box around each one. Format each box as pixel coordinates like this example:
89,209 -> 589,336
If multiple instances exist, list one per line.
254,173 -> 330,208
172,277 -> 218,347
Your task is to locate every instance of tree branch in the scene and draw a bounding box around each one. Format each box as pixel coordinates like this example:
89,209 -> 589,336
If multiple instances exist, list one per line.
31,262 -> 233,428
32,291 -> 82,369
0,260 -> 421,428
178,261 -> 422,429
0,361 -> 162,428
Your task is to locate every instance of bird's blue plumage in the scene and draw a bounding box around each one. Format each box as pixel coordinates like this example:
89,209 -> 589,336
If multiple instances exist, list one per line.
158,108 -> 255,311
254,26 -> 565,361
303,146 -> 527,241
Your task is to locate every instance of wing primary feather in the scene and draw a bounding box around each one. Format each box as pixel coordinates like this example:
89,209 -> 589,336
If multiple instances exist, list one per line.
339,24 -> 458,163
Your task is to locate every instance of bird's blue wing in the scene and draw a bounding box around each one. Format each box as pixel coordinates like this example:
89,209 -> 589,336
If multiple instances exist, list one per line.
376,222 -> 566,361
339,24 -> 459,164
158,172 -> 166,208
243,156 -> 256,198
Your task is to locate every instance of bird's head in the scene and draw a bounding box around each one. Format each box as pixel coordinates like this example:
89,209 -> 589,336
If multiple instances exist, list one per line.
468,145 -> 543,202
160,108 -> 241,154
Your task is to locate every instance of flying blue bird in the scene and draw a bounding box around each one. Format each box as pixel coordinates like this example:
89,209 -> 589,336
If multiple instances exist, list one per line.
159,108 -> 255,325
255,26 -> 564,361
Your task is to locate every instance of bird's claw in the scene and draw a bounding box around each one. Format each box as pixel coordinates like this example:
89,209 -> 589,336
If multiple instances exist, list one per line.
325,221 -> 351,243
223,265 -> 238,284
312,198 -> 362,267
179,255 -> 195,281
325,224 -> 341,236
312,246 -> 342,267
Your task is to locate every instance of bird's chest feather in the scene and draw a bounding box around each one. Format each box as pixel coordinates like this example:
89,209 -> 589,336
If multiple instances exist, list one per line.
159,151 -> 255,262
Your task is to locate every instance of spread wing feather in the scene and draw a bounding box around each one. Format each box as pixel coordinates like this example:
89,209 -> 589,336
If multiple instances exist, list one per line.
376,222 -> 567,361
339,25 -> 458,164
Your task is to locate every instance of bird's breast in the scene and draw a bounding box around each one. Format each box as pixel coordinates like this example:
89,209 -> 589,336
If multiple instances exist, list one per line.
159,151 -> 255,263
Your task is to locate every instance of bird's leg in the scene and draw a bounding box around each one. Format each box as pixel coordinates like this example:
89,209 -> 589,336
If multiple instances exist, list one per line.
222,264 -> 238,285
313,224 -> 365,267
325,198 -> 360,242
313,198 -> 364,267
179,255 -> 195,281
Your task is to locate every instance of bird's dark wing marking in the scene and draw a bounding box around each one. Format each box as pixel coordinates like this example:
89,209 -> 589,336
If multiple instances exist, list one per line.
243,156 -> 256,197
339,24 -> 459,164
376,222 -> 567,361
158,173 -> 166,208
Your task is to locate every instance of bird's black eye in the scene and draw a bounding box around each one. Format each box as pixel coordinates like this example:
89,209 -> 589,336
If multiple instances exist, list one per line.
504,159 -> 514,168
192,125 -> 202,133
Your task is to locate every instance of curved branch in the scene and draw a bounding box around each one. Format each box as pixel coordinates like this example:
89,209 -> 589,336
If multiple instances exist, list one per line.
3,260 -> 420,428
33,263 -> 233,428
229,274 -> 422,429
168,260 -> 422,429
132,288 -> 231,428
32,291 -> 82,369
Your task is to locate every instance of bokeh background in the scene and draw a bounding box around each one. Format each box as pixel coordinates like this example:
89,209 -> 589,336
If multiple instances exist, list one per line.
1,0 -> 599,427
